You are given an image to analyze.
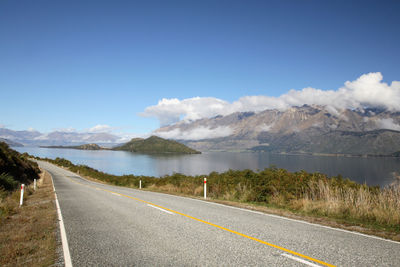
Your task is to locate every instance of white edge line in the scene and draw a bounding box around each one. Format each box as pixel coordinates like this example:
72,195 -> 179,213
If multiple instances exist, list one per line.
40,160 -> 400,245
48,170 -> 73,267
281,253 -> 322,267
111,192 -> 121,196
147,204 -> 174,215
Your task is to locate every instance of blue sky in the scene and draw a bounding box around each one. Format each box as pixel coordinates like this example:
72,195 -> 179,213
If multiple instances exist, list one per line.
1,0 -> 399,136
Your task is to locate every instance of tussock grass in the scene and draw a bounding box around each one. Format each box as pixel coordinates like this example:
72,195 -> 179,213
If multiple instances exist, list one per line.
0,170 -> 57,266
297,178 -> 400,228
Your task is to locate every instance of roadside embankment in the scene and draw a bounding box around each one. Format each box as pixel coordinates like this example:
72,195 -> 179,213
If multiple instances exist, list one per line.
0,169 -> 58,266
41,156 -> 400,241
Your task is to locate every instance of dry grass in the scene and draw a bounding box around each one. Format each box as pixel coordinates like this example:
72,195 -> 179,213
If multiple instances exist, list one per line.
147,183 -> 203,196
300,179 -> 400,227
0,170 -> 57,266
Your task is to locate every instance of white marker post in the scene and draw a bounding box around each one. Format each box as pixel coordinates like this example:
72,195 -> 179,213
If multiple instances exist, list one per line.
20,184 -> 25,206
34,179 -> 37,191
204,178 -> 207,199
139,180 -> 142,189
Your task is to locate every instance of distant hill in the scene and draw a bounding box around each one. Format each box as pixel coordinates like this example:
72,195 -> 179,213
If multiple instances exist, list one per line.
113,136 -> 200,154
75,144 -> 102,150
41,143 -> 103,150
0,138 -> 23,147
0,142 -> 40,191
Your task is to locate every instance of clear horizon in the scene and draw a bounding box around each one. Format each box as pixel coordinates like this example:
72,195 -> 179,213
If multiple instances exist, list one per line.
1,0 -> 399,137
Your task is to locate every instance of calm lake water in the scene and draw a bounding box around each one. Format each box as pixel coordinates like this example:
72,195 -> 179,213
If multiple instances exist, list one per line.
16,147 -> 400,187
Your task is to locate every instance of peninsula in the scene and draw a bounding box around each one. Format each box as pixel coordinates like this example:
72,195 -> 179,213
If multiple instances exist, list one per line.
41,143 -> 102,150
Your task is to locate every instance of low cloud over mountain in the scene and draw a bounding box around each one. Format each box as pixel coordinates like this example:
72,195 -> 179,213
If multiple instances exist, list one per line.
142,72 -> 400,127
154,105 -> 400,154
156,126 -> 233,140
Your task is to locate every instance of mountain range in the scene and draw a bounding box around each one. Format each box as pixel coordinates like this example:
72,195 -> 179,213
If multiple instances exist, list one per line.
3,105 -> 400,155
0,128 -> 121,147
155,105 -> 400,155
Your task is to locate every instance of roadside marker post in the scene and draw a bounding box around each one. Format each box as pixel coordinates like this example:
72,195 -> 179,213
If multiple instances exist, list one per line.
34,179 -> 37,191
204,178 -> 207,199
140,180 -> 142,189
20,184 -> 25,206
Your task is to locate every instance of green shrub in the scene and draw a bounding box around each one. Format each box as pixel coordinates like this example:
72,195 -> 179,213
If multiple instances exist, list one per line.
0,142 -> 40,189
0,173 -> 18,191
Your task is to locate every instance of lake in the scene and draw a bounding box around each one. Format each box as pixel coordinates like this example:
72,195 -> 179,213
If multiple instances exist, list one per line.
15,147 -> 400,187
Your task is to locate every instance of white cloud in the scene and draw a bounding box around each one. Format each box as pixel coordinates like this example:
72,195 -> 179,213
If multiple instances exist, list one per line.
377,118 -> 400,131
88,124 -> 113,133
115,133 -> 150,143
345,72 -> 400,110
34,134 -> 49,140
141,97 -> 228,126
142,72 -> 400,126
155,126 -> 233,140
258,123 -> 274,132
53,127 -> 77,133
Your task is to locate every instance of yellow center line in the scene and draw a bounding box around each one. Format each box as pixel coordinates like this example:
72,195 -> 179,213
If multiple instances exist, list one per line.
69,177 -> 335,267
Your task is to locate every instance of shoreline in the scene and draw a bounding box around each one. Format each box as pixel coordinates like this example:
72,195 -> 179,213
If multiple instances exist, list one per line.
35,145 -> 400,158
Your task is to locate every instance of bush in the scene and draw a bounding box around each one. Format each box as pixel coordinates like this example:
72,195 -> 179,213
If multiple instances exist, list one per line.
0,142 -> 40,189
0,173 -> 18,191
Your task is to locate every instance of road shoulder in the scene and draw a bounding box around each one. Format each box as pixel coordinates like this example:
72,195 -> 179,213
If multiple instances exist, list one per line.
0,169 -> 59,266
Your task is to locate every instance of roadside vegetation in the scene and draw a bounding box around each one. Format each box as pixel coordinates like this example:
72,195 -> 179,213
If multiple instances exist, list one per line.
0,142 -> 40,192
0,143 -> 58,266
41,156 -> 400,240
0,171 -> 58,266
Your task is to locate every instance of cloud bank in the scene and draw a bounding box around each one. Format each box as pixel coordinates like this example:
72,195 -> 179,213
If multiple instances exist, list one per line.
141,97 -> 228,126
88,124 -> 114,133
156,126 -> 233,140
377,118 -> 400,131
142,72 -> 400,126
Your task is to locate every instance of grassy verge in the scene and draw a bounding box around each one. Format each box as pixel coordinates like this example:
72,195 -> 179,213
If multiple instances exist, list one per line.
41,157 -> 400,241
0,170 -> 58,266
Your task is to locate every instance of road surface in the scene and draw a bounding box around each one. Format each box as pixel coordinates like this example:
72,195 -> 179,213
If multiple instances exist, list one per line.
38,160 -> 400,266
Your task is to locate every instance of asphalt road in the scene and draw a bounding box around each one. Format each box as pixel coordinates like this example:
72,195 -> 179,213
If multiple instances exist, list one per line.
38,160 -> 400,266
